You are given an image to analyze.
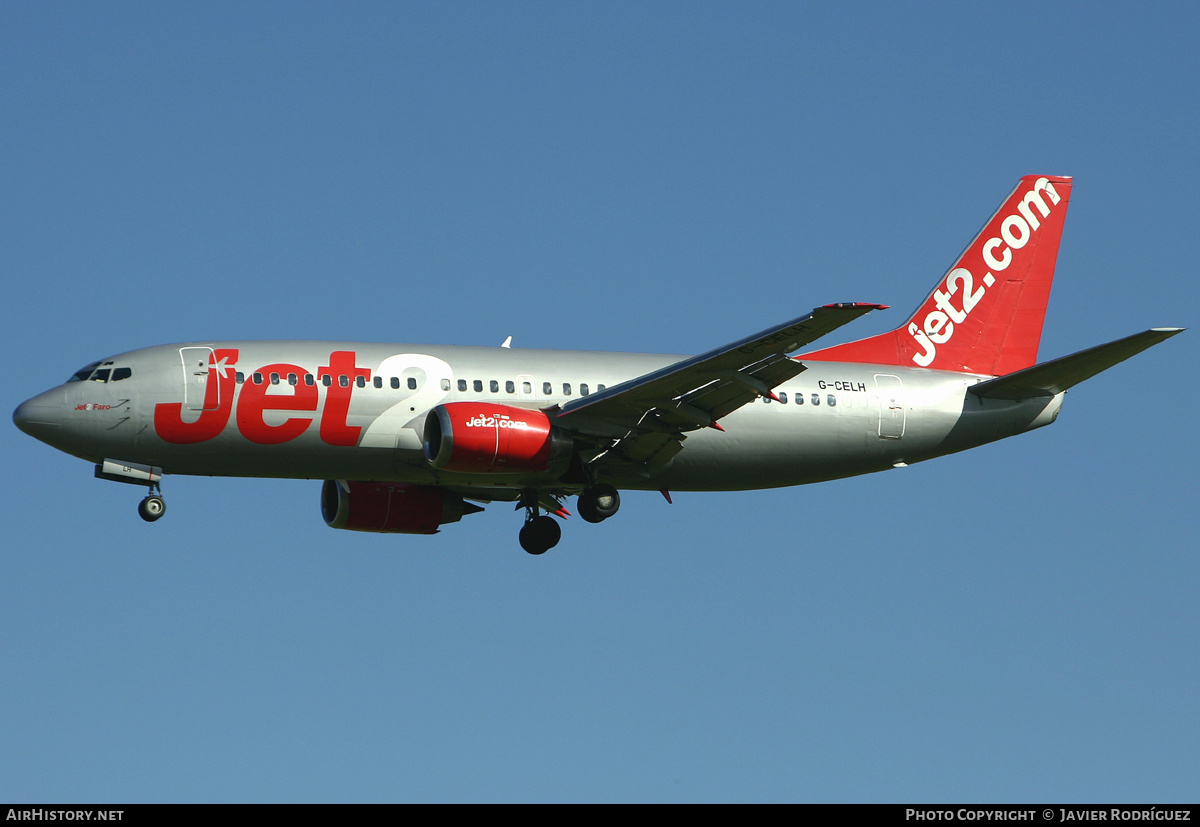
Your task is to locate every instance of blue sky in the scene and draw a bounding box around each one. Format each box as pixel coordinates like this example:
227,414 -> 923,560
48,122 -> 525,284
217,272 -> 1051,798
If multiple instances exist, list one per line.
2,1 -> 1197,803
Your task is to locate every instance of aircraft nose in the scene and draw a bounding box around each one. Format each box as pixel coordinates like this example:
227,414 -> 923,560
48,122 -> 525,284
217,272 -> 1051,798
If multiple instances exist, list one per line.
13,395 -> 63,442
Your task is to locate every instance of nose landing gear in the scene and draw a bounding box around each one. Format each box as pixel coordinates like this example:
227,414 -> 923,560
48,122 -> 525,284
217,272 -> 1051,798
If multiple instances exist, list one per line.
138,483 -> 166,522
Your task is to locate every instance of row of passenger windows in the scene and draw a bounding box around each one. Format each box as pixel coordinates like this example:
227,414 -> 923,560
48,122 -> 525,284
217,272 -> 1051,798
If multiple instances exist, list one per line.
208,368 -> 841,407
443,378 -> 607,396
236,372 -> 417,389
232,370 -> 836,406
68,360 -> 839,406
233,371 -> 608,397
758,392 -> 838,407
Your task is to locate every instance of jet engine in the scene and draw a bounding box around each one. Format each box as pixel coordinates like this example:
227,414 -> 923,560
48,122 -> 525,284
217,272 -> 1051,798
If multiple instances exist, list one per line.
321,480 -> 482,534
423,402 -> 572,474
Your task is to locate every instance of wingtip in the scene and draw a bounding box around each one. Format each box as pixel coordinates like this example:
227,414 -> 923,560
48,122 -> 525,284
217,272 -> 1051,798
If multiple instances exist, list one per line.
821,302 -> 889,310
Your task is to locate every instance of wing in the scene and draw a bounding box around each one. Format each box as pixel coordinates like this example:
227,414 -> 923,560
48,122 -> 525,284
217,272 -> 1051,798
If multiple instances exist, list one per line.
552,303 -> 886,469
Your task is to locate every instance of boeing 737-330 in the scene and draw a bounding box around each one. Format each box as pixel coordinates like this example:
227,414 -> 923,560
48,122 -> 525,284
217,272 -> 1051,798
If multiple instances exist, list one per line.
13,175 -> 1183,553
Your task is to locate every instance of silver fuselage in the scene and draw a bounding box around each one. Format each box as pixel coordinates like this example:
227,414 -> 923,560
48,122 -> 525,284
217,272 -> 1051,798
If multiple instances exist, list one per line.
15,341 -> 1064,495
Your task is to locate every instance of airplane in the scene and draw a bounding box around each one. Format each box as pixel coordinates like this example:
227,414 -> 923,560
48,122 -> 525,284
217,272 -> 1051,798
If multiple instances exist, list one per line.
13,175 -> 1184,554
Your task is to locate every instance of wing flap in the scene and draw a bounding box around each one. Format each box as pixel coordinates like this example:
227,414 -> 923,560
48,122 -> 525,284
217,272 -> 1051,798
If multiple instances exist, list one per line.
685,356 -> 808,421
969,328 -> 1183,400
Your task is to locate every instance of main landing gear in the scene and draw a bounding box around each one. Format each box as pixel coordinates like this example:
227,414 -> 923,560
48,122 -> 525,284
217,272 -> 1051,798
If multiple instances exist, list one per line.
138,483 -> 166,523
519,515 -> 561,555
516,485 -> 623,554
577,483 -> 620,524
517,489 -> 569,555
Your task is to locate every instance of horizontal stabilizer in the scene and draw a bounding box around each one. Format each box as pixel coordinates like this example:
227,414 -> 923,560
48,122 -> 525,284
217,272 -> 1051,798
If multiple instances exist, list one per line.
969,328 -> 1184,400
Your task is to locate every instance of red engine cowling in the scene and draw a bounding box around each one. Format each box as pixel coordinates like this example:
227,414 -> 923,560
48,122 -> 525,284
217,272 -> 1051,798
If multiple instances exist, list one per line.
423,402 -> 572,474
321,480 -> 481,534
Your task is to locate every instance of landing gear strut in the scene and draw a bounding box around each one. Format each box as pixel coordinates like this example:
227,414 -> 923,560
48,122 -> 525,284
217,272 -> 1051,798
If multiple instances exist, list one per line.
138,483 -> 166,522
577,483 -> 620,523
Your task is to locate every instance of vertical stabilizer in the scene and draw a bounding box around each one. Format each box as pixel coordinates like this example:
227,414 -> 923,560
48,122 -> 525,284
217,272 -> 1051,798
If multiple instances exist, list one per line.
802,175 -> 1073,376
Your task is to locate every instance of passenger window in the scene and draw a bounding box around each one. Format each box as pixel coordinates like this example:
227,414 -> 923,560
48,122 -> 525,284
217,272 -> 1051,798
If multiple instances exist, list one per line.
490,380 -> 499,393
253,372 -> 264,385
305,374 -> 314,386
597,384 -> 605,392
339,375 -> 349,388
811,393 -> 819,406
505,380 -> 515,393
390,377 -> 400,389
441,379 -> 451,391
270,373 -> 280,385
408,377 -> 418,390
236,372 -> 245,384
763,394 -> 771,404
322,375 -> 332,387
563,383 -> 572,396
288,373 -> 298,386
543,382 -> 552,395
580,384 -> 589,396
828,394 -> 836,407
795,392 -> 803,405
522,381 -> 532,394
779,392 -> 787,404
458,379 -> 468,392
355,376 -> 365,388
112,367 -> 132,381
473,380 -> 483,392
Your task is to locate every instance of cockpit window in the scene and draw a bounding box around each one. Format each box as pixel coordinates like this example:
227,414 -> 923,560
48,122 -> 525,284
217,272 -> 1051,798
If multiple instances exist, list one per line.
68,360 -> 130,383
68,362 -> 101,382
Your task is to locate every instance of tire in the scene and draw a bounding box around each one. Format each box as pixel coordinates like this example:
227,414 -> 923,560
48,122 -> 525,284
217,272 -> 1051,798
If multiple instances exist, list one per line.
519,515 -> 561,555
578,484 -> 620,523
138,495 -> 166,522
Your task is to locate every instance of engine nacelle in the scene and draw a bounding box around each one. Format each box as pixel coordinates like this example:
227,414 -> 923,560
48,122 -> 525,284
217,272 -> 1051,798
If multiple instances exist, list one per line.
423,402 -> 572,474
321,480 -> 481,534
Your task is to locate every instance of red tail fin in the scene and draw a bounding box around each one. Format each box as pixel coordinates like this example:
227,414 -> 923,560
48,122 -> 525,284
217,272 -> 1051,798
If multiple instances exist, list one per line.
802,175 -> 1073,376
